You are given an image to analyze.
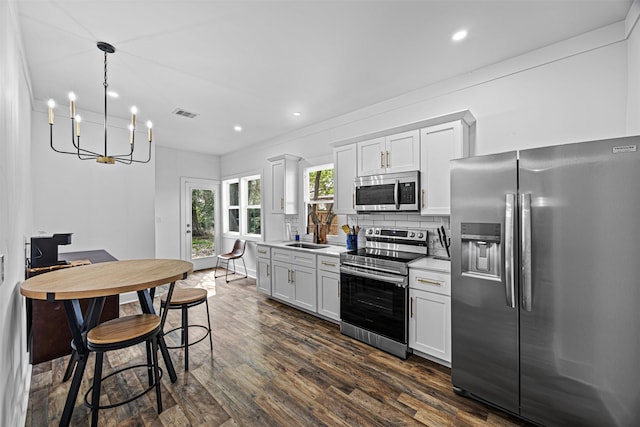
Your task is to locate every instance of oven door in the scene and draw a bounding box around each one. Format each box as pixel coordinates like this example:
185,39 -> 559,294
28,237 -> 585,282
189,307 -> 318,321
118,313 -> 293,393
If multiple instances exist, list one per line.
340,264 -> 408,343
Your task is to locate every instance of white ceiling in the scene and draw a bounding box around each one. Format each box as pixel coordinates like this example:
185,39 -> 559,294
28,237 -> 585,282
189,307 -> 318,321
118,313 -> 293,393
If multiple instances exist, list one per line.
18,0 -> 633,156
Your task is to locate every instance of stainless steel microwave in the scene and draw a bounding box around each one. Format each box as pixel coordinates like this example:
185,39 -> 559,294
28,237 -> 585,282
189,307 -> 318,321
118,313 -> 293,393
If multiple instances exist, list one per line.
354,171 -> 420,212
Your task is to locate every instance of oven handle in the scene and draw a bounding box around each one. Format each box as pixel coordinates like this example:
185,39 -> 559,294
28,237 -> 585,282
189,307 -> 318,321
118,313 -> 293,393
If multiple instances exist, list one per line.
341,261 -> 406,277
340,264 -> 408,287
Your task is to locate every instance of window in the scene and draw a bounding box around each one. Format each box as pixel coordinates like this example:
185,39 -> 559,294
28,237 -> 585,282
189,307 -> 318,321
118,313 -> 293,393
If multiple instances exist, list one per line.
304,164 -> 338,236
223,174 -> 262,238
245,176 -> 261,236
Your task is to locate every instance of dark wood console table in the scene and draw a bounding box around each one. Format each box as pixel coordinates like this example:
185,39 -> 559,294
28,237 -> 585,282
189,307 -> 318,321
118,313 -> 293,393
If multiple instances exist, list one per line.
26,250 -> 119,364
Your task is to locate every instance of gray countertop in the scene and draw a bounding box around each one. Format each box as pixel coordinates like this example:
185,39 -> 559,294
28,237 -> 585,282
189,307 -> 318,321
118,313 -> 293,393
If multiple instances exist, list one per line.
257,241 -> 347,256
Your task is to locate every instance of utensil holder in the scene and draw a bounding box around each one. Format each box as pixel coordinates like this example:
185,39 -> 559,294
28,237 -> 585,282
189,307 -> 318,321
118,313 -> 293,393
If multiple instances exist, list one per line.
346,234 -> 358,250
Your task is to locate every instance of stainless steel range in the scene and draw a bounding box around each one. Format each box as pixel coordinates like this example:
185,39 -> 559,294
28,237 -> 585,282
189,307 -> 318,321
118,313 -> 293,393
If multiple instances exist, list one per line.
339,227 -> 428,359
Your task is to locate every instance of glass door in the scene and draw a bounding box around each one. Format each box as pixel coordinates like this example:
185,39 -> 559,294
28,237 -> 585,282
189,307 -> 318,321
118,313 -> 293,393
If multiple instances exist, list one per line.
181,178 -> 220,271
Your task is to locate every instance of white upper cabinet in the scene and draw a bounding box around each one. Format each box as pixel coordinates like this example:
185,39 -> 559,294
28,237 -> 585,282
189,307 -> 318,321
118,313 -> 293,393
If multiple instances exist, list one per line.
385,130 -> 421,174
357,137 -> 386,176
333,144 -> 357,215
420,121 -> 470,215
357,130 -> 420,176
268,154 -> 300,214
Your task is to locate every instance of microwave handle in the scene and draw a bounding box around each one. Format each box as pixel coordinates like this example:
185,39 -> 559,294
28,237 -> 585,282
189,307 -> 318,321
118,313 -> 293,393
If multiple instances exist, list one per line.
394,179 -> 400,210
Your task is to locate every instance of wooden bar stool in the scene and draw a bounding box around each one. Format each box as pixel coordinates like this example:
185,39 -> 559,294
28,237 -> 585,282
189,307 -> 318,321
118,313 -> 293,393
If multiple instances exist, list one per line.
160,287 -> 212,370
85,314 -> 163,427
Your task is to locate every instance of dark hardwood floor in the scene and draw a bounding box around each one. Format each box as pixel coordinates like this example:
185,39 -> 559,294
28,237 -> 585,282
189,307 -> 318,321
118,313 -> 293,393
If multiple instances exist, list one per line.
26,268 -> 531,426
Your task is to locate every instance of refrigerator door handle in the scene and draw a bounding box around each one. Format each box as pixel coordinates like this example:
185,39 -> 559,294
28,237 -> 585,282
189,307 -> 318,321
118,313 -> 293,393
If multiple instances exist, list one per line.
521,192 -> 532,311
505,193 -> 516,308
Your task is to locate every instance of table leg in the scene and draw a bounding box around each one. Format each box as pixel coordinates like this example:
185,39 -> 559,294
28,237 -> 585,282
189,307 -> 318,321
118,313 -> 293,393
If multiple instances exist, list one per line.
137,284 -> 178,383
60,298 -> 105,427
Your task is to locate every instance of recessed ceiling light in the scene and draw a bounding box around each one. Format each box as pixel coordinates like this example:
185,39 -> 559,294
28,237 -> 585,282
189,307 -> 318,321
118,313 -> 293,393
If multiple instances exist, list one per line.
292,111 -> 302,117
233,125 -> 242,132
452,30 -> 468,42
107,91 -> 119,98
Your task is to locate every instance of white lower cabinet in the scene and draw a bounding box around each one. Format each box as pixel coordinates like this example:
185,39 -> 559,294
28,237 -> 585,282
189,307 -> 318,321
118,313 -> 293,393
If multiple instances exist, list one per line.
409,267 -> 451,365
271,248 -> 317,312
256,245 -> 271,295
317,255 -> 340,321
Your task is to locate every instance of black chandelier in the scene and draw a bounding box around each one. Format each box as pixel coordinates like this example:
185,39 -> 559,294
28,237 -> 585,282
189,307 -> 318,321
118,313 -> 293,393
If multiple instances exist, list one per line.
47,41 -> 152,164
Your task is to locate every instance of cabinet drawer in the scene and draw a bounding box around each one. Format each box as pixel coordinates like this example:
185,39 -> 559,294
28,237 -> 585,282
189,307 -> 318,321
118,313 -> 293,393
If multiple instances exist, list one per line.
272,248 -> 316,268
256,245 -> 270,259
410,269 -> 450,296
291,251 -> 316,268
317,255 -> 340,273
272,248 -> 293,263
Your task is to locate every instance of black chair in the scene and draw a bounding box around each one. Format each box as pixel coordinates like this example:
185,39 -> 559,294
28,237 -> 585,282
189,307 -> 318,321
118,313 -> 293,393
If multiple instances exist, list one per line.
214,239 -> 247,283
160,287 -> 213,370
85,313 -> 163,427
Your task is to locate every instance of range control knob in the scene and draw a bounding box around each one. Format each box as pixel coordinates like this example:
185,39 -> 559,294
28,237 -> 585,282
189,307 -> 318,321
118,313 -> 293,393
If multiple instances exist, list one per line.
409,232 -> 416,238
375,229 -> 380,235
417,232 -> 424,239
366,228 -> 373,235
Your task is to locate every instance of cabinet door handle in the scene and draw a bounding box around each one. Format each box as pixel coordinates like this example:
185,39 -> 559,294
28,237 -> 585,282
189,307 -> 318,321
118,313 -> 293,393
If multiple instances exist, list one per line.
410,296 -> 413,318
281,198 -> 284,209
267,264 -> 270,277
352,192 -> 355,209
421,189 -> 425,209
258,249 -> 267,255
386,151 -> 390,168
338,280 -> 340,297
291,270 -> 295,284
287,270 -> 291,283
321,261 -> 336,267
380,151 -> 384,168
417,278 -> 441,286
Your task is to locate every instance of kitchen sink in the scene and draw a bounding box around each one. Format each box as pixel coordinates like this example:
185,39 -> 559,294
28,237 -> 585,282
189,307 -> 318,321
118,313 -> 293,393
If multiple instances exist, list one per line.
285,242 -> 330,250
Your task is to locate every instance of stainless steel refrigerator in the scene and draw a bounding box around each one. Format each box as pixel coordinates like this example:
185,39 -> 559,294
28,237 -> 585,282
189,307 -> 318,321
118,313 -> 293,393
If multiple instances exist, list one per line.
450,135 -> 640,427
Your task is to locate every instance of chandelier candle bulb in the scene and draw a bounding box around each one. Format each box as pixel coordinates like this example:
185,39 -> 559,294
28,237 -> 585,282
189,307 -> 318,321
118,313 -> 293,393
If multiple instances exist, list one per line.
75,115 -> 81,136
47,99 -> 55,125
128,124 -> 134,144
68,92 -> 76,118
130,106 -> 137,128
146,121 -> 153,143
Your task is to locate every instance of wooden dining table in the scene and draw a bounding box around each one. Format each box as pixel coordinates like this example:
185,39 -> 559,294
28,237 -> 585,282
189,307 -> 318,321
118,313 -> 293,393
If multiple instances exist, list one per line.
20,258 -> 193,427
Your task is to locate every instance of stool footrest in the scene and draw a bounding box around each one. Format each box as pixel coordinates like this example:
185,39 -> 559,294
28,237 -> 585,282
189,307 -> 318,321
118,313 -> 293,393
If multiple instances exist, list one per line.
84,364 -> 163,410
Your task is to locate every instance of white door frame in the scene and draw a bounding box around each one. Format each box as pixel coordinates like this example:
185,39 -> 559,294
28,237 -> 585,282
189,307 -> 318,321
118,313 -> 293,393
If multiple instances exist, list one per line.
180,177 -> 220,271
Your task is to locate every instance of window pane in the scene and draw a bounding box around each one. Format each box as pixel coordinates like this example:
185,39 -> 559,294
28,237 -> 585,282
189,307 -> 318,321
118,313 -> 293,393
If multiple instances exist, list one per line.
229,182 -> 239,206
228,208 -> 239,232
191,189 -> 215,258
247,208 -> 261,234
248,179 -> 261,205
307,202 -> 338,235
308,168 -> 334,201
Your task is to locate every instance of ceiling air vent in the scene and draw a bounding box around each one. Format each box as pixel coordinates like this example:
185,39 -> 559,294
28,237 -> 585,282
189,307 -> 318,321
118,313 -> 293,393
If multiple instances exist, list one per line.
172,108 -> 199,119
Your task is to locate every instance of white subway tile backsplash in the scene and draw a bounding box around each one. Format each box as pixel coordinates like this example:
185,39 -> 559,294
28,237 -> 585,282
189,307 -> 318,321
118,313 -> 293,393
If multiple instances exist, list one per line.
385,214 -> 407,221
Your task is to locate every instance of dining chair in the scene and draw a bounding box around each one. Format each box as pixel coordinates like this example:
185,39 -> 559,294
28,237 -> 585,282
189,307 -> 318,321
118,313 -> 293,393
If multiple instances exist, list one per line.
214,239 -> 247,283
160,287 -> 213,370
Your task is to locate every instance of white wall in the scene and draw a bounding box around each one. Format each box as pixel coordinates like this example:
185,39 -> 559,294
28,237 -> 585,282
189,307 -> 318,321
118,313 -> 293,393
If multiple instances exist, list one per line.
31,111 -> 156,260
0,1 -> 33,425
220,20 -> 632,257
155,146 -> 220,260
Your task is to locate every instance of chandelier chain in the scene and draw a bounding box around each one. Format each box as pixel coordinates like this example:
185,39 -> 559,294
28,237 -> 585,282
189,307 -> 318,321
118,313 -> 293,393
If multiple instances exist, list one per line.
103,51 -> 108,89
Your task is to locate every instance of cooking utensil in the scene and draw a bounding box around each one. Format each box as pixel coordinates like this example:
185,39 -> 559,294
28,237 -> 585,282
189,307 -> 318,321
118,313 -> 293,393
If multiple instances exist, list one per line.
440,226 -> 451,258
437,227 -> 444,248
341,224 -> 352,234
